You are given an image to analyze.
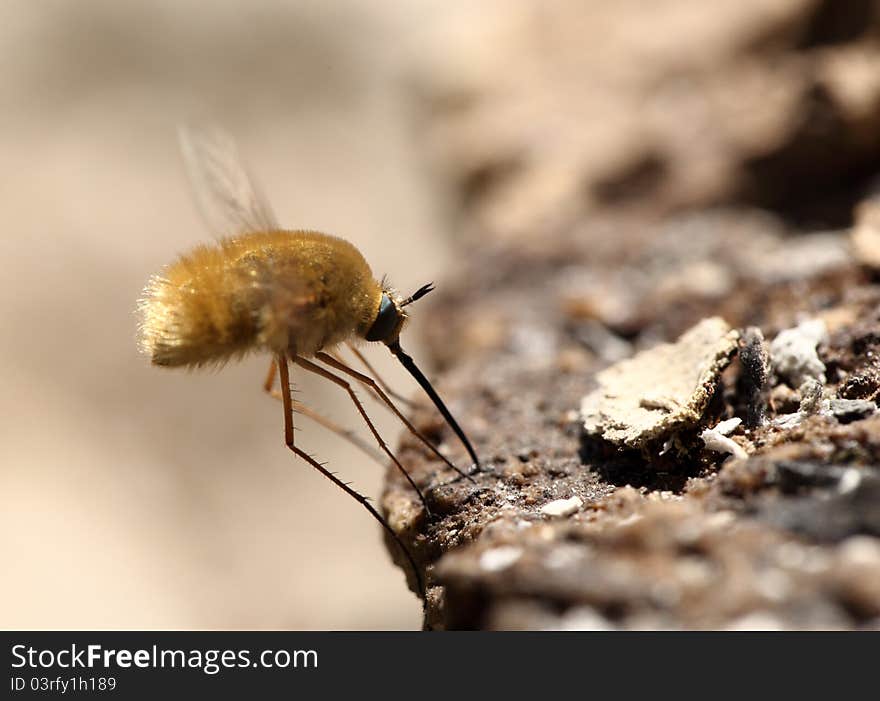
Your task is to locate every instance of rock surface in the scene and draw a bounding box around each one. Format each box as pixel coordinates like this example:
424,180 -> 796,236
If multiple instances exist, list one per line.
381,0 -> 880,629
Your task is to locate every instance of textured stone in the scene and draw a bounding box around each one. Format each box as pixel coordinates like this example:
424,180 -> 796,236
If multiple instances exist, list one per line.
580,318 -> 739,448
770,319 -> 828,388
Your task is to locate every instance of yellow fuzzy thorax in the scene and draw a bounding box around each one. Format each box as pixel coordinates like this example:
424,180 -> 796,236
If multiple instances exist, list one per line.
138,230 -> 384,367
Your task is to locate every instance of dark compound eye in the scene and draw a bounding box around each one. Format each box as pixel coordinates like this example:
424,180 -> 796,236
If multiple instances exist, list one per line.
365,293 -> 401,342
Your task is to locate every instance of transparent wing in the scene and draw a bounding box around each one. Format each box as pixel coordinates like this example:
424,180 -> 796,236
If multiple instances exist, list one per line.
178,125 -> 280,238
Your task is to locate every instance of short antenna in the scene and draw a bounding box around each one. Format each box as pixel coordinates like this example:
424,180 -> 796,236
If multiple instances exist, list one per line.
400,283 -> 435,307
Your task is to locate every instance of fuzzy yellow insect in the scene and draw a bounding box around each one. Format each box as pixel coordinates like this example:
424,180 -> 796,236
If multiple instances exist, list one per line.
138,127 -> 480,597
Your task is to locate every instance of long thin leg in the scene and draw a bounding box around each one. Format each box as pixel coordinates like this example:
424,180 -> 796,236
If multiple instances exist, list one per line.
341,343 -> 415,407
275,353 -> 425,599
288,396 -> 386,465
264,360 -> 385,465
314,351 -> 475,483
264,357 -> 278,392
327,349 -> 384,410
293,356 -> 432,514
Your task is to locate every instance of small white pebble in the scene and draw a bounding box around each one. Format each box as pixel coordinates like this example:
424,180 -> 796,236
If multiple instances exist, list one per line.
479,546 -> 523,572
769,318 -> 827,387
700,424 -> 748,460
540,495 -> 584,518
838,468 -> 862,495
713,417 -> 742,435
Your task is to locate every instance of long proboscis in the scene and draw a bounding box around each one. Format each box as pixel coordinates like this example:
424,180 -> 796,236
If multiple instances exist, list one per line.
388,341 -> 481,471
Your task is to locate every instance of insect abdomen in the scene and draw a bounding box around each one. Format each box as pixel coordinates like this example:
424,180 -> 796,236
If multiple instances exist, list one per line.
138,243 -> 267,367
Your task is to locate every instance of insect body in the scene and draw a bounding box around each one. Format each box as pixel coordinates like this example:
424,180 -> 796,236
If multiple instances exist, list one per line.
140,230 -> 383,367
138,127 -> 479,599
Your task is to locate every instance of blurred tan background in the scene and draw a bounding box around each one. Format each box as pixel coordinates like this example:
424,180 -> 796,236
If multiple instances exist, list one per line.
0,0 -> 467,629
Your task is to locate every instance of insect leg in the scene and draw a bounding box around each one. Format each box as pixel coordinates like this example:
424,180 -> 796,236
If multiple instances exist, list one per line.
314,351 -> 475,483
339,343 -> 415,407
293,356 -> 433,516
263,359 -> 385,465
275,353 -> 425,599
264,357 -> 278,393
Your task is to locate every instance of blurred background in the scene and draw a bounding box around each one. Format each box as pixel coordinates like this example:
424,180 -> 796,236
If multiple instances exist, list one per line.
4,0 -> 880,629
0,0 -> 462,629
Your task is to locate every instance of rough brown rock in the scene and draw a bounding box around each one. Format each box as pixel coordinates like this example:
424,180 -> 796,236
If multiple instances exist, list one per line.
382,0 -> 880,629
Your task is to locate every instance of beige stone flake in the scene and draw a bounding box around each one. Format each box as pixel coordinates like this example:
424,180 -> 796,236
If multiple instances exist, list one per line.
581,317 -> 740,448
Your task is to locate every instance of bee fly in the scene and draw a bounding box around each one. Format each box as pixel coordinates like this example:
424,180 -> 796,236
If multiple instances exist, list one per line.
137,127 -> 480,598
